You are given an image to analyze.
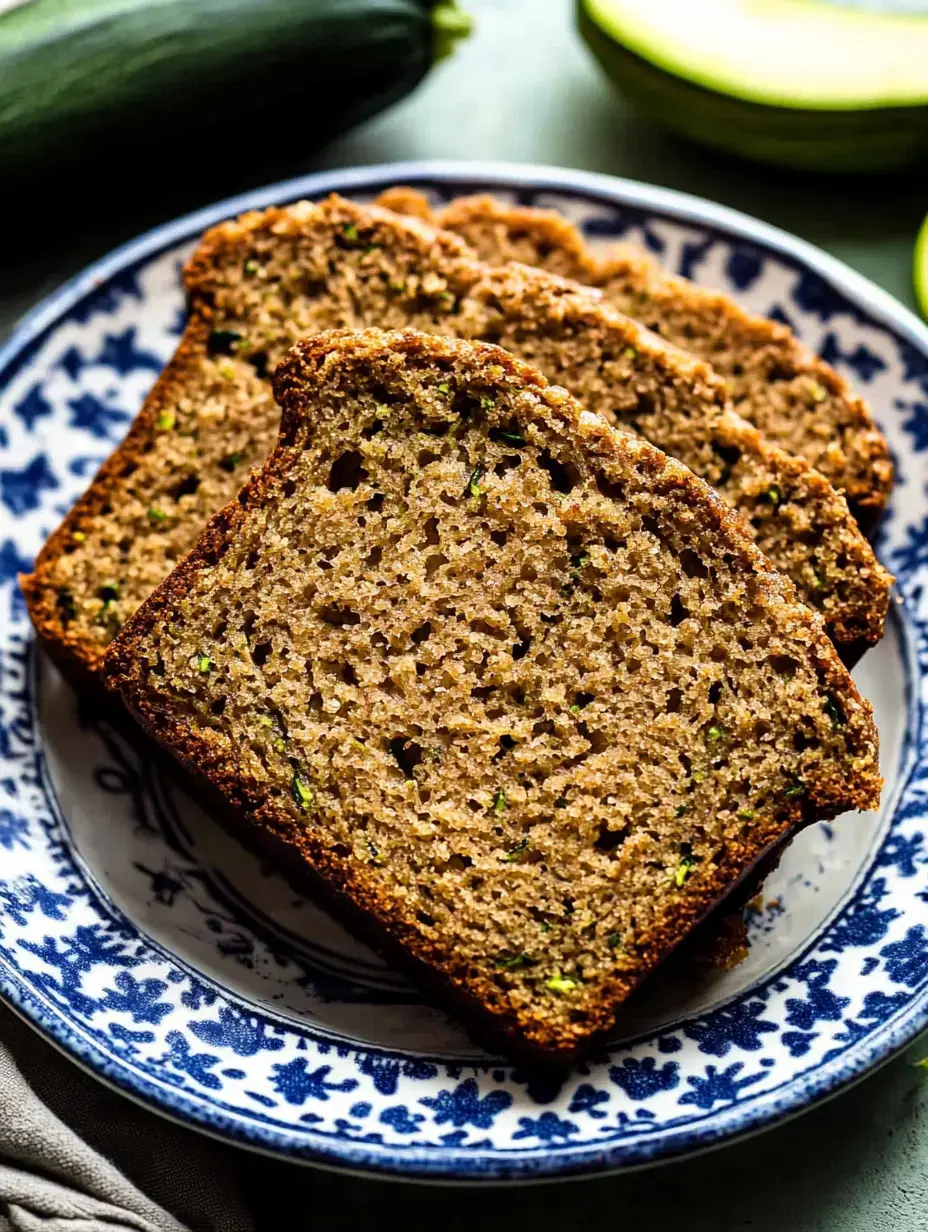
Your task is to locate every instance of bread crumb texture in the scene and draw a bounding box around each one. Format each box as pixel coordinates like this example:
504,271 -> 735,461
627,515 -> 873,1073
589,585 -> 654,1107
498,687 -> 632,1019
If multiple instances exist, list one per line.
107,329 -> 881,1060
22,195 -> 890,685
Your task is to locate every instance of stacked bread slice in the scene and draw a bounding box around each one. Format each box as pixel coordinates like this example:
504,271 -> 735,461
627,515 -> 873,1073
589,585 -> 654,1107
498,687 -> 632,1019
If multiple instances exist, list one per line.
377,188 -> 893,521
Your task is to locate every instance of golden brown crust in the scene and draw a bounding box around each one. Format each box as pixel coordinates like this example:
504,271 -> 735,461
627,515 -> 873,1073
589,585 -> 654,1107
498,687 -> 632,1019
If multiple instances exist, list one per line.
105,328 -> 880,1062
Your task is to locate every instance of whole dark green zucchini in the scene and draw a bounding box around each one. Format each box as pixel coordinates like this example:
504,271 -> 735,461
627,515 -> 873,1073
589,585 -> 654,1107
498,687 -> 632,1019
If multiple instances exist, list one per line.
0,0 -> 471,169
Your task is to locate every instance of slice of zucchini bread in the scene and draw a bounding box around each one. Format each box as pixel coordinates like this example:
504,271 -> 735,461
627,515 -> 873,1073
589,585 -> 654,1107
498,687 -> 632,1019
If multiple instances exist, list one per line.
376,188 -> 893,519
21,196 -> 889,689
105,329 -> 881,1063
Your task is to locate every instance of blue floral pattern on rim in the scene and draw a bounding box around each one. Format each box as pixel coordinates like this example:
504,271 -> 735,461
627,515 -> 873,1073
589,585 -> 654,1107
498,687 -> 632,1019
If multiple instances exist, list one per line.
1,162 -> 927,1181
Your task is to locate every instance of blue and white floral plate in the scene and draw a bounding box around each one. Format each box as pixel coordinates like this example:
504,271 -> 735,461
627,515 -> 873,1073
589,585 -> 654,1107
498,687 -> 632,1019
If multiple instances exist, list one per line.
1,162 -> 927,1181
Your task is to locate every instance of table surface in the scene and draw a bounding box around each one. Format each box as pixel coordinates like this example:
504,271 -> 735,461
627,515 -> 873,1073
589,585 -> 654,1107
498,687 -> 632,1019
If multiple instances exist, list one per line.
3,1 -> 927,1226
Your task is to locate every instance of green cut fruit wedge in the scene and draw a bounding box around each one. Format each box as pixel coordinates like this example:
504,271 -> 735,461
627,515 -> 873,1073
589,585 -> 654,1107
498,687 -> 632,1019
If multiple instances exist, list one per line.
578,0 -> 928,172
916,211 -> 928,323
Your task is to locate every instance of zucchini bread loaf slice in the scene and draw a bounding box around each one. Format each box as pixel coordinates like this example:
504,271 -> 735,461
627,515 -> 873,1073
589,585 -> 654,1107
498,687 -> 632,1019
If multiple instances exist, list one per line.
106,329 -> 881,1063
376,188 -> 893,519
22,195 -> 889,688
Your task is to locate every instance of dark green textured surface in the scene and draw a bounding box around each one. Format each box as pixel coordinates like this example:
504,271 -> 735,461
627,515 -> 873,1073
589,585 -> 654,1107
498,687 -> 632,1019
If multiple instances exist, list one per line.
1,1 -> 926,1223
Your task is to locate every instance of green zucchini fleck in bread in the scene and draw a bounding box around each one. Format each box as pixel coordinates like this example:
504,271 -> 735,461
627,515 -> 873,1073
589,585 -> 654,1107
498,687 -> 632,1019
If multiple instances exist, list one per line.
377,188 -> 894,520
105,328 -> 881,1063
21,195 -> 890,687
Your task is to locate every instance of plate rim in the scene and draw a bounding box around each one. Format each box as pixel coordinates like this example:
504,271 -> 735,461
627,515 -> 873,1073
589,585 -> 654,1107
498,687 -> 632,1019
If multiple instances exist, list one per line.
2,159 -> 928,1181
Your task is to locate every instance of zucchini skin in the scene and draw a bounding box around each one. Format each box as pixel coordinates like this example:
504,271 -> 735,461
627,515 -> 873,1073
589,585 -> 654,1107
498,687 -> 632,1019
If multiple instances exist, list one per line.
0,0 -> 441,167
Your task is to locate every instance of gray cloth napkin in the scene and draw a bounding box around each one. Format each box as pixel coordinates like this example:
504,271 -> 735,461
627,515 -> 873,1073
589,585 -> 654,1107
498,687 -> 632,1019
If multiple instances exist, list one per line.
0,1003 -> 254,1232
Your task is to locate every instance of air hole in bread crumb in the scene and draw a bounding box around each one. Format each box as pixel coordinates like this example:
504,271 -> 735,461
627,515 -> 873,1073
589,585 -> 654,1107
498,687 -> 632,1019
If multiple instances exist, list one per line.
708,681 -> 723,704
580,726 -> 608,755
251,642 -> 272,667
512,635 -> 531,660
425,553 -> 447,578
365,546 -> 382,567
494,734 -> 517,761
670,595 -> 687,627
635,391 -> 656,418
210,696 -> 226,716
452,391 -> 484,425
423,516 -> 440,545
341,663 -> 358,687
769,654 -> 799,677
321,605 -> 361,626
713,441 -> 742,468
470,618 -> 505,640
328,450 -> 367,492
794,731 -> 819,753
418,449 -> 441,468
589,822 -> 618,852
667,688 -> 683,714
389,736 -> 422,777
411,621 -> 432,645
767,361 -> 798,383
490,529 -> 508,547
539,450 -> 577,493
170,474 -> 200,500
680,550 -> 709,579
596,473 -> 625,501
